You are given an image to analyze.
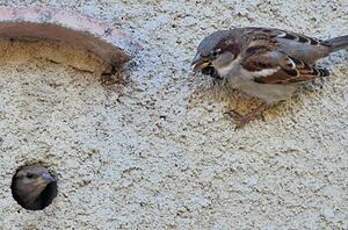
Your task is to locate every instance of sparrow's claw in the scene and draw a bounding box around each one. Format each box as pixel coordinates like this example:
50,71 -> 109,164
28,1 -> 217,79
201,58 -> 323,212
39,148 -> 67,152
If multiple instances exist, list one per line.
224,110 -> 243,120
235,116 -> 254,129
225,104 -> 269,129
225,110 -> 255,129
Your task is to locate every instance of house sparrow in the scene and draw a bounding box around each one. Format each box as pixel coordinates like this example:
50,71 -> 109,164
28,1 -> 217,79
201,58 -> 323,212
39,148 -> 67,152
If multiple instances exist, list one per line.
192,27 -> 348,128
11,165 -> 57,211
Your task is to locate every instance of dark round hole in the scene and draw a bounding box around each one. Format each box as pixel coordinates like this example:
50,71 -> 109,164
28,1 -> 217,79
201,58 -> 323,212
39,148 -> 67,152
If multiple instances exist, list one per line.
11,164 -> 58,211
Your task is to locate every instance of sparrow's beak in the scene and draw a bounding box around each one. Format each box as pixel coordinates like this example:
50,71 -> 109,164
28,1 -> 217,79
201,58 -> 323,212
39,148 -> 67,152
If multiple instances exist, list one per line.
191,53 -> 210,72
40,172 -> 56,184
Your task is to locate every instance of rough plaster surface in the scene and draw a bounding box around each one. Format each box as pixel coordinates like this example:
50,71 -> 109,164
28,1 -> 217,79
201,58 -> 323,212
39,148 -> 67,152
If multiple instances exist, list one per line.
0,0 -> 347,229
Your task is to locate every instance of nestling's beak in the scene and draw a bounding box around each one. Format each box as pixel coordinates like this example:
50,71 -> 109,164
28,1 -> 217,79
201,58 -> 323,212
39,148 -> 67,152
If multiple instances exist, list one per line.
40,172 -> 56,184
191,52 -> 210,72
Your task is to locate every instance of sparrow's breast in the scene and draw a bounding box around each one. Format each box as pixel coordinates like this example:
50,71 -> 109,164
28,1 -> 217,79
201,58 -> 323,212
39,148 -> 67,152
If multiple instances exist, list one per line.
226,68 -> 299,104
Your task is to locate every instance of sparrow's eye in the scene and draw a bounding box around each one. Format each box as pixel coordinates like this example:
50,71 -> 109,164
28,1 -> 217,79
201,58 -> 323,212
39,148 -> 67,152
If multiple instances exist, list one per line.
26,173 -> 35,179
210,49 -> 221,58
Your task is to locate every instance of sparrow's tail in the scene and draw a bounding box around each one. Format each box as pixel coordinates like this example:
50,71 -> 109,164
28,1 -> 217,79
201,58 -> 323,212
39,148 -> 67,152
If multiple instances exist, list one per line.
326,35 -> 348,52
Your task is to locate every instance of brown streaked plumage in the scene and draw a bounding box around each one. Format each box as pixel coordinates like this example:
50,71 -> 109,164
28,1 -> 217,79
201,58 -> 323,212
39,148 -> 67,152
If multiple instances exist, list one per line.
192,27 -> 348,128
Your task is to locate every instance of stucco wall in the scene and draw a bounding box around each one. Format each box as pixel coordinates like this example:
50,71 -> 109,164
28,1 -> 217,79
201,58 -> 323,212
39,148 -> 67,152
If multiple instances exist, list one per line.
0,0 -> 347,229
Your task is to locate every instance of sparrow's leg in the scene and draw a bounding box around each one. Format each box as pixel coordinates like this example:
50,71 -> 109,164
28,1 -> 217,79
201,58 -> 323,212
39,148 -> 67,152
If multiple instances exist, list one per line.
226,103 -> 269,129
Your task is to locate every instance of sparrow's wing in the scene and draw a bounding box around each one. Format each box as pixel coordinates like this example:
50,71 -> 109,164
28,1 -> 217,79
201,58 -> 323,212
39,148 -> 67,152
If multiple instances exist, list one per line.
240,48 -> 329,84
242,27 -> 331,63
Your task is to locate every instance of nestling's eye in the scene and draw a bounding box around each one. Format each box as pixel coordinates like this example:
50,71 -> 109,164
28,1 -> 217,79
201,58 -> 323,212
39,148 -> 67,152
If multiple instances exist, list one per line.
210,48 -> 222,58
26,173 -> 35,179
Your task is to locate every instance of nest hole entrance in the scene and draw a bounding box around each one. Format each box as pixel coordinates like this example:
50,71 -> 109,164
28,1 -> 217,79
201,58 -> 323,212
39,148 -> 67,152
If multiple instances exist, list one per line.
11,164 -> 58,211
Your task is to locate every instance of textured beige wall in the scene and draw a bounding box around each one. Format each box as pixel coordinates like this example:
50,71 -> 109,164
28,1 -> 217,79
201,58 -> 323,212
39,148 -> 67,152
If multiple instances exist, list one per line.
0,0 -> 347,229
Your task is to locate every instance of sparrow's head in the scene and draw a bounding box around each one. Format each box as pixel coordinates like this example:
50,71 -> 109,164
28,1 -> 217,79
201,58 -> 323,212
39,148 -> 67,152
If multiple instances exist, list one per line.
11,165 -> 57,210
192,30 -> 240,75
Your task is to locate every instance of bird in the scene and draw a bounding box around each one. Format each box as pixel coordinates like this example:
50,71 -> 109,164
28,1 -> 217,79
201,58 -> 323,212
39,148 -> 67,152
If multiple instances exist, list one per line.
11,165 -> 58,211
191,27 -> 348,128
